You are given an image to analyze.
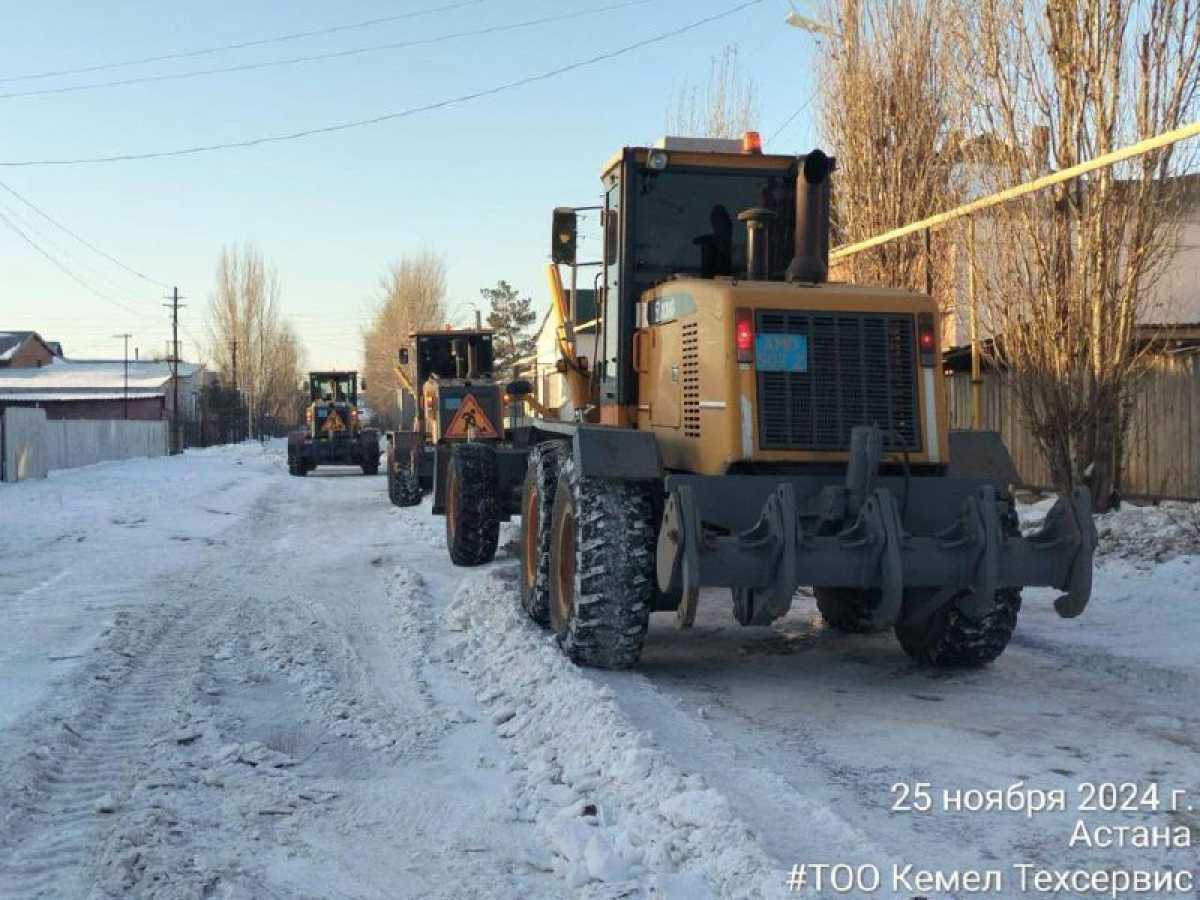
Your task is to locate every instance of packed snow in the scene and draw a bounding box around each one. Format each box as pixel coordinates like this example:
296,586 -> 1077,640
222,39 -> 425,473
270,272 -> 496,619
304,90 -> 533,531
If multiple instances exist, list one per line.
1,446 -> 1197,898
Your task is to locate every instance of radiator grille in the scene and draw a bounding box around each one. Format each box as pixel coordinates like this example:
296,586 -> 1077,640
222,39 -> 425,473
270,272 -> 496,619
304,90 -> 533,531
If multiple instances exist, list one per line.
755,311 -> 920,451
681,321 -> 700,437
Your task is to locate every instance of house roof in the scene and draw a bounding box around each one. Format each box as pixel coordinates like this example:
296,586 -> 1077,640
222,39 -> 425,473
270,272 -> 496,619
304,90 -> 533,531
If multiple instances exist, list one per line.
0,392 -> 164,402
0,357 -> 201,395
0,331 -> 37,361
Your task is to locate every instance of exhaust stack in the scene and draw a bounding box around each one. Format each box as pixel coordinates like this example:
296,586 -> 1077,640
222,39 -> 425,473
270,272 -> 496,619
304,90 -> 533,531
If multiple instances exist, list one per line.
786,149 -> 834,284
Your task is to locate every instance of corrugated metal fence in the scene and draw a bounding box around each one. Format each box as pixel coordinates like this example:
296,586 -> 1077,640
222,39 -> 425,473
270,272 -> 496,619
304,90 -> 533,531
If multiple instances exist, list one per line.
947,353 -> 1200,499
2,411 -> 168,482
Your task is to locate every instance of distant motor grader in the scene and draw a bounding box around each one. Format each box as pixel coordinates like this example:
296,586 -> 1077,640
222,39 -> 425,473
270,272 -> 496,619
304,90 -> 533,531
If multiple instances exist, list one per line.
287,371 -> 380,476
385,330 -> 529,562
430,135 -> 1097,670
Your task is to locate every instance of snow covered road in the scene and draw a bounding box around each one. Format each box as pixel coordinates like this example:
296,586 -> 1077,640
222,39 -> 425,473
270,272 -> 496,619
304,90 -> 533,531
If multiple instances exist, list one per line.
1,445 -> 1197,898
0,446 -> 564,899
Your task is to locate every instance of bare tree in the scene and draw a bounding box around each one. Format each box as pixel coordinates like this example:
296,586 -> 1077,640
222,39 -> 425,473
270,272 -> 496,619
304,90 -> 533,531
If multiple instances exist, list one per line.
962,0 -> 1200,509
816,0 -> 965,310
666,45 -> 759,138
361,252 -> 448,427
206,243 -> 306,435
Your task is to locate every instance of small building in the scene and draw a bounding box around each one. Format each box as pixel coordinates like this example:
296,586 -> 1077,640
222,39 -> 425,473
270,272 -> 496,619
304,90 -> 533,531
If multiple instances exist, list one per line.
0,358 -> 204,421
526,297 -> 601,417
0,331 -> 58,368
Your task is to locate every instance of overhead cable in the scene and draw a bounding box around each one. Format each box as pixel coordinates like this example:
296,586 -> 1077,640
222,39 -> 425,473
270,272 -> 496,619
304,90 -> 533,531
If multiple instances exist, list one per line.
0,0 -> 765,168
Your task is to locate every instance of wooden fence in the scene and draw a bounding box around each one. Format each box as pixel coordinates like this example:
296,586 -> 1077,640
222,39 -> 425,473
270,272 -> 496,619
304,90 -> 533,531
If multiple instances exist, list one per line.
946,352 -> 1200,500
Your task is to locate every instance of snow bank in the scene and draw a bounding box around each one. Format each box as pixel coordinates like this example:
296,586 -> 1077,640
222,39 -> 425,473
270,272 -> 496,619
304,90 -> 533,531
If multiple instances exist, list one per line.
1018,495 -> 1200,677
446,569 -> 787,899
1020,495 -> 1200,564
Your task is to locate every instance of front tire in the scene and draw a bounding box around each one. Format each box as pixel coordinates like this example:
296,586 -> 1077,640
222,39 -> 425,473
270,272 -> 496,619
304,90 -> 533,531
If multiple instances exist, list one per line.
386,443 -> 399,503
394,470 -> 423,507
445,443 -> 500,566
894,589 -> 1021,667
519,442 -> 565,626
814,588 -> 881,633
548,453 -> 654,669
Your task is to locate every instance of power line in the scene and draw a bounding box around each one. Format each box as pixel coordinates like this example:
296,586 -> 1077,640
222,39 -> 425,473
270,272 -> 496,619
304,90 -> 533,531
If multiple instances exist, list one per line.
0,0 -> 655,101
0,193 -> 153,300
767,86 -> 818,145
0,178 -> 169,287
0,0 -> 486,85
0,0 -> 765,168
0,204 -> 151,319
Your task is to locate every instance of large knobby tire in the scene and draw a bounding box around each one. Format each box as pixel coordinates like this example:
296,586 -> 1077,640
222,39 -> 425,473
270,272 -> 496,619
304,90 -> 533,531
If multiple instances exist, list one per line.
813,588 -> 881,633
894,589 -> 1022,667
445,443 -> 500,566
386,443 -> 399,503
548,453 -> 654,670
394,470 -> 423,507
519,442 -> 565,626
388,444 -> 423,507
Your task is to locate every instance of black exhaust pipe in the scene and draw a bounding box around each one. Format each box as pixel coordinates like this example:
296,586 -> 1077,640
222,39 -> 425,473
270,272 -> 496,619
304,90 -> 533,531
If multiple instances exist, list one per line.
737,207 -> 777,280
786,149 -> 835,284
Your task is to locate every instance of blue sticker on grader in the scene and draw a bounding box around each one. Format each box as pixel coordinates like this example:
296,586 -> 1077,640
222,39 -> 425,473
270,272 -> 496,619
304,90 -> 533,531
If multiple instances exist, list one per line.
755,334 -> 808,372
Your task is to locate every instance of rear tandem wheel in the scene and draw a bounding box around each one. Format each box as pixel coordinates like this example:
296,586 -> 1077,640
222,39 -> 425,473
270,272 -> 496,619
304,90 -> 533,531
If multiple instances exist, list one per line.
518,441 -> 565,626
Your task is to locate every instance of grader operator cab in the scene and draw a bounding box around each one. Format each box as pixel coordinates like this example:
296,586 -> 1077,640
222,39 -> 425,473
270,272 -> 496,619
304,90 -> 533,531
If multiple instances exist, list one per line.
437,135 -> 1097,670
385,330 -> 517,527
287,371 -> 380,476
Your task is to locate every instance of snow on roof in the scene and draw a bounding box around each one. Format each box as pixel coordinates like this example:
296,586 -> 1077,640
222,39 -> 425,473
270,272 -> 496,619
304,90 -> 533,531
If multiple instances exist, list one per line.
0,357 -> 201,394
0,331 -> 40,360
0,392 -> 164,402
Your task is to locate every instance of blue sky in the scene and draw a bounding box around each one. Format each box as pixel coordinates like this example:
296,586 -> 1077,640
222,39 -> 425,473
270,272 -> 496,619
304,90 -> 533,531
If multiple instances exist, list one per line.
0,0 -> 823,369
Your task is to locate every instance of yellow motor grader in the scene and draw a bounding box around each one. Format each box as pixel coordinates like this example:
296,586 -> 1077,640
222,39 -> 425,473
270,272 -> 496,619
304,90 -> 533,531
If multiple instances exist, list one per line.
385,330 -> 523,560
435,135 -> 1096,669
287,371 -> 380,476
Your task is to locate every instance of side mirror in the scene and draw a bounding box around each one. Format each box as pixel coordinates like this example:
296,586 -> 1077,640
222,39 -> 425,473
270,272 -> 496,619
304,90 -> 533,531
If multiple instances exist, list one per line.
551,208 -> 577,265
398,348 -> 410,365
506,379 -> 533,397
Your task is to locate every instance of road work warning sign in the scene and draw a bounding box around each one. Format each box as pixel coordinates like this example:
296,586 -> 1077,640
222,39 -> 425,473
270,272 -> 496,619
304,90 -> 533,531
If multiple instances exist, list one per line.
321,409 -> 346,434
444,394 -> 497,439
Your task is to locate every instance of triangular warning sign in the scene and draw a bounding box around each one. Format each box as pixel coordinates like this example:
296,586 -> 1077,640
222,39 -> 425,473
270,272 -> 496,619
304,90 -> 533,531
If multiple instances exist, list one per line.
444,394 -> 498,439
321,409 -> 346,434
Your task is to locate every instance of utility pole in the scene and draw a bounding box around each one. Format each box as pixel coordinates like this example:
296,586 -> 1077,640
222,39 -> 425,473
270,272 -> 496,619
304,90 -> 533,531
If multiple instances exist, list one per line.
256,301 -> 265,442
231,338 -> 240,442
113,333 -> 132,419
163,287 -> 186,453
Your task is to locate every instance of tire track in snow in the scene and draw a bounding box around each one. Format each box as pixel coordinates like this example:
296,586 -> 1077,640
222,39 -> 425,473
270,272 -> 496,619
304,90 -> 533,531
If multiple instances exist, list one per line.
605,597 -> 1200,896
0,477 -> 267,899
0,575 -> 229,898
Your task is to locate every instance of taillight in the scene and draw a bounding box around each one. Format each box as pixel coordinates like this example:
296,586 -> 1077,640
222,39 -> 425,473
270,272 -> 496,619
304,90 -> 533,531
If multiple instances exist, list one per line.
917,312 -> 936,367
735,307 -> 754,363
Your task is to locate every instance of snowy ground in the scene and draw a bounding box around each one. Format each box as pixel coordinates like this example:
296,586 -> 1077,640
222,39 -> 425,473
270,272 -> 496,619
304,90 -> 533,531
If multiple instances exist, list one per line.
1,447 -> 1197,898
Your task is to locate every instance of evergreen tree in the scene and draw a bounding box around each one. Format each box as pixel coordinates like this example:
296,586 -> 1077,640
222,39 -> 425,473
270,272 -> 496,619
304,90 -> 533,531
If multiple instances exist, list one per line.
482,280 -> 537,380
